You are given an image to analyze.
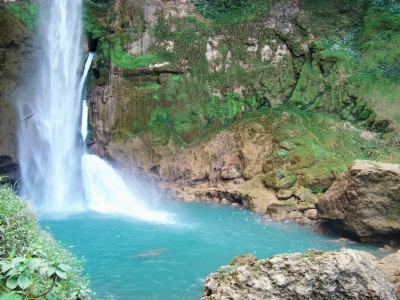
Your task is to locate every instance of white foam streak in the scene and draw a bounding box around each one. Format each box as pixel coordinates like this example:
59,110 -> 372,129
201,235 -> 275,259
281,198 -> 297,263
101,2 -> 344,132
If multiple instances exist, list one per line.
81,100 -> 89,141
82,155 -> 175,224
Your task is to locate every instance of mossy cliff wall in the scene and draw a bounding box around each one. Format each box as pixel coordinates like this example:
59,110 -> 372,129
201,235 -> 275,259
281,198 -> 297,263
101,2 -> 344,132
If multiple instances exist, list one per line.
84,0 -> 400,187
86,0 -> 400,145
0,0 -> 39,183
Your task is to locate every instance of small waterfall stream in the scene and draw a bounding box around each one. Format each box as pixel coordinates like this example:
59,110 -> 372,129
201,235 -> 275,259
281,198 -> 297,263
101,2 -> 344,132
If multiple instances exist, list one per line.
17,0 -> 173,223
80,52 -> 94,142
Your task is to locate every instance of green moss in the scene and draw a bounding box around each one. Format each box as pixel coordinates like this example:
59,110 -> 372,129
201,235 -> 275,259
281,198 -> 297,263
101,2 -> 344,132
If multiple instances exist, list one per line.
8,0 -> 38,30
110,37 -> 163,69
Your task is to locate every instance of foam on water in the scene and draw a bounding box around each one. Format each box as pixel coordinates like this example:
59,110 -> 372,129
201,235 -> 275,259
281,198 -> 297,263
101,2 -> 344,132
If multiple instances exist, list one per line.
81,154 -> 175,224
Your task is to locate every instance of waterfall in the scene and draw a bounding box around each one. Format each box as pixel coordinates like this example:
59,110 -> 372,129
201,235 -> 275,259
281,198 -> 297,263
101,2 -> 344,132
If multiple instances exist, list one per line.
18,0 -> 84,211
80,53 -> 94,141
17,0 -> 174,223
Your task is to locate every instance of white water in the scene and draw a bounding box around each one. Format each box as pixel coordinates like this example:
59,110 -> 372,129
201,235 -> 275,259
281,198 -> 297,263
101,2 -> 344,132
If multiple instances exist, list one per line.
17,0 -> 173,223
80,52 -> 94,141
81,155 -> 175,224
81,100 -> 89,141
18,0 -> 84,211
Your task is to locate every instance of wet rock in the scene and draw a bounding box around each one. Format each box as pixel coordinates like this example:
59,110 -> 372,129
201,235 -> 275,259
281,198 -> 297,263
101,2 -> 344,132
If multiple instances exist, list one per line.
287,210 -> 303,220
220,198 -> 230,205
315,160 -> 400,243
265,199 -> 297,221
298,216 -> 313,226
202,248 -> 400,300
304,208 -> 318,220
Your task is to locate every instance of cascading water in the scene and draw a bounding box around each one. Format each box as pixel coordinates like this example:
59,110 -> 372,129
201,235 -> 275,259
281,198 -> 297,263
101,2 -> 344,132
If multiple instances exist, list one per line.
80,52 -> 94,142
18,0 -> 84,211
17,0 -> 173,223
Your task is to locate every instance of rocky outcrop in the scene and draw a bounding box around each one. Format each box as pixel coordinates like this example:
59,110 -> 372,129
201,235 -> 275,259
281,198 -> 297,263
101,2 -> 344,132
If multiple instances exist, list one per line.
378,250 -> 400,294
0,6 -> 38,180
315,160 -> 400,243
261,183 -> 319,226
202,248 -> 400,300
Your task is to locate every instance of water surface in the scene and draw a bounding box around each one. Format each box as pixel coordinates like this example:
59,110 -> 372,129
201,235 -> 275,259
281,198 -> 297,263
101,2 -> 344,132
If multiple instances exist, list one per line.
41,201 -> 379,300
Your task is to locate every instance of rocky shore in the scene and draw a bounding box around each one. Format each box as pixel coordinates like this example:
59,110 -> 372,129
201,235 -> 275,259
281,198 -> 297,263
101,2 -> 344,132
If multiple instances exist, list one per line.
202,248 -> 400,300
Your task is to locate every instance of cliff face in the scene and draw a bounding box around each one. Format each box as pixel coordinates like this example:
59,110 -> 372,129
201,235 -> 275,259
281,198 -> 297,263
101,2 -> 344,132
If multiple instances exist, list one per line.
1,0 -> 400,210
0,3 -> 38,183
86,0 -> 400,143
80,0 -> 400,220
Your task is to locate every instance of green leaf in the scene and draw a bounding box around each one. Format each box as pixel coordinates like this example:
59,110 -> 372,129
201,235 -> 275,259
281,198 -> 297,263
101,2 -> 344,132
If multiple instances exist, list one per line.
57,263 -> 71,272
55,269 -> 67,279
46,266 -> 56,277
28,258 -> 42,269
10,258 -> 25,265
6,276 -> 18,290
1,262 -> 13,273
5,268 -> 18,277
0,292 -> 23,300
17,274 -> 31,289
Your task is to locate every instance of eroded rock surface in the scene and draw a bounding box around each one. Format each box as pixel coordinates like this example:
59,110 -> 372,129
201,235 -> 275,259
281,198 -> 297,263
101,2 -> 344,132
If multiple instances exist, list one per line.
315,160 -> 400,243
202,248 -> 400,300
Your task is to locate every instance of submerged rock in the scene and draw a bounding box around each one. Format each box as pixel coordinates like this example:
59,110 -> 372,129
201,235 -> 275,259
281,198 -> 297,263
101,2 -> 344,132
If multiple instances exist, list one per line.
315,160 -> 400,243
202,248 -> 400,300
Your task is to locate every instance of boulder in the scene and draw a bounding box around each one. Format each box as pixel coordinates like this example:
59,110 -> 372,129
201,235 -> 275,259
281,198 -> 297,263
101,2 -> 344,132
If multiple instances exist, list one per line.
315,160 -> 400,243
304,208 -> 318,220
202,248 -> 400,300
220,164 -> 242,179
378,250 -> 400,294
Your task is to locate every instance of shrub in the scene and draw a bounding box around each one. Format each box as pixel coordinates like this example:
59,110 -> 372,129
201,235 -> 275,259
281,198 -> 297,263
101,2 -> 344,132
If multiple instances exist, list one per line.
0,180 -> 91,299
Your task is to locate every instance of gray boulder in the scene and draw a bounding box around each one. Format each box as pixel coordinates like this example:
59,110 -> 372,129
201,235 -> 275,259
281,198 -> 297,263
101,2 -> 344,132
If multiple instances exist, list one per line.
202,248 -> 400,300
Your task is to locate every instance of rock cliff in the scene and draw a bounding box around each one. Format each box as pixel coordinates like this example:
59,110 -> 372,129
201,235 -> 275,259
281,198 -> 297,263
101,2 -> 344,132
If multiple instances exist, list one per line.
202,248 -> 400,300
81,0 -> 400,221
0,3 -> 38,183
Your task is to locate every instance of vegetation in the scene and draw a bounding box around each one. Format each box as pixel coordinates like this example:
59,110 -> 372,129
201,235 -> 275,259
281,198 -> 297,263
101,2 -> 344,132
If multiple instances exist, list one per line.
7,0 -> 39,30
0,181 -> 91,299
193,0 -> 270,26
81,0 -> 400,166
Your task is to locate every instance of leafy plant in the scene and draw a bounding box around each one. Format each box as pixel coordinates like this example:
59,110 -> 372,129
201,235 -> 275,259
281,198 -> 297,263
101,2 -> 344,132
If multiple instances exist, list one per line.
0,180 -> 92,299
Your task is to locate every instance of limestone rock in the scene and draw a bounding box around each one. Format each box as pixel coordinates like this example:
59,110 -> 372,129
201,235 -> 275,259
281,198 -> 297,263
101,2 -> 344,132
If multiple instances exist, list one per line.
304,208 -> 318,220
293,186 -> 313,201
263,170 -> 297,190
202,248 -> 400,300
315,160 -> 400,243
298,216 -> 313,226
229,254 -> 258,266
378,250 -> 400,294
220,164 -> 242,180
